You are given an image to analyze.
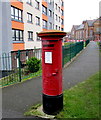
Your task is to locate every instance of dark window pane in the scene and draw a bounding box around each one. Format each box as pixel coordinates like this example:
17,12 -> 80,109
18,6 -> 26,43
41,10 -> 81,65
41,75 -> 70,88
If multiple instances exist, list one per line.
19,10 -> 21,20
11,6 -> 23,21
27,13 -> 32,22
15,8 -> 18,19
20,31 -> 22,38
35,0 -> 40,10
12,29 -> 23,41
28,31 -> 33,40
42,5 -> 47,15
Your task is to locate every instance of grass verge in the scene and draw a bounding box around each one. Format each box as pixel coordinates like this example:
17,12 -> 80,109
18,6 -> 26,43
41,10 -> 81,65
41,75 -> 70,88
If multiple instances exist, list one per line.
64,42 -> 73,46
24,104 -> 42,116
21,69 -> 42,82
56,71 -> 100,118
97,41 -> 101,53
24,71 -> 100,118
0,69 -> 42,87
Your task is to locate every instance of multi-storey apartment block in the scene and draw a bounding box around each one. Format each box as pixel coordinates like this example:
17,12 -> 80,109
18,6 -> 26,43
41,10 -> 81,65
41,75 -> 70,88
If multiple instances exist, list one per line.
11,0 -> 24,51
1,0 -> 64,52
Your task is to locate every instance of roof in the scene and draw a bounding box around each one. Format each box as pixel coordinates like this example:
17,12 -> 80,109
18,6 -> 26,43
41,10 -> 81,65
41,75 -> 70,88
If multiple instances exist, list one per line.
93,17 -> 101,24
71,18 -> 98,32
77,24 -> 84,30
73,25 -> 80,30
87,19 -> 97,27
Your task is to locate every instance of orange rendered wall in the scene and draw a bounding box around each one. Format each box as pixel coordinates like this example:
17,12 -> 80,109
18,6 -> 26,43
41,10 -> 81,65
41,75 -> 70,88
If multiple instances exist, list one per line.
43,28 -> 48,31
12,21 -> 24,30
61,25 -> 64,29
10,0 -> 23,10
42,0 -> 48,7
61,6 -> 64,10
13,43 -> 24,51
42,14 -> 48,21
61,16 -> 64,19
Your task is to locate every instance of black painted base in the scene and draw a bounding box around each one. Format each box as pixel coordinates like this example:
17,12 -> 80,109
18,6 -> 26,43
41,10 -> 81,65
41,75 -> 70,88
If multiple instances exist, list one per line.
43,94 -> 63,115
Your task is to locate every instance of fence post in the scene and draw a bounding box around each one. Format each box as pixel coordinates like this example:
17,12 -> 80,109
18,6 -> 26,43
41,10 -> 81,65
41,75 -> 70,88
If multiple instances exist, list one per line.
18,50 -> 21,82
75,42 -> 77,56
62,46 -> 64,67
82,41 -> 84,50
69,44 -> 71,61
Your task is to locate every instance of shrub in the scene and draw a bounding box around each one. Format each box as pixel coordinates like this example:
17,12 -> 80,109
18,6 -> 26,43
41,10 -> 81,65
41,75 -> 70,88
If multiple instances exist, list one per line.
26,57 -> 41,73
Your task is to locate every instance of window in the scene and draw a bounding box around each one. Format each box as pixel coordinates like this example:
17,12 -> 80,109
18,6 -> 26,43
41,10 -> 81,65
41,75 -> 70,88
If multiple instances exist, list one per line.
12,29 -> 23,41
61,9 -> 64,16
55,14 -> 57,20
53,12 -> 54,18
15,8 -> 18,19
86,30 -> 88,38
80,31 -> 82,39
42,5 -> 47,15
48,0 -> 52,4
11,6 -> 23,21
61,28 -> 64,31
58,6 -> 60,12
35,0 -> 40,10
19,10 -> 22,21
27,0 -> 32,5
53,24 -> 54,29
56,25 -> 58,30
59,16 -> 60,22
49,9 -> 52,17
90,30 -> 93,37
96,27 -> 101,32
61,0 -> 64,6
36,16 -> 40,25
72,31 -> 74,35
36,32 -> 41,41
27,13 -> 32,23
55,3 -> 57,10
49,22 -> 52,29
61,18 -> 64,25
43,20 -> 47,29
11,7 -> 14,18
28,31 -> 33,41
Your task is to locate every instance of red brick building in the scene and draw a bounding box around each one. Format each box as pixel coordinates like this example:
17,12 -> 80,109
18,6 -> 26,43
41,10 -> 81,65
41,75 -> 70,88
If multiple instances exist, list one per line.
70,17 -> 101,41
71,25 -> 79,40
93,17 -> 101,40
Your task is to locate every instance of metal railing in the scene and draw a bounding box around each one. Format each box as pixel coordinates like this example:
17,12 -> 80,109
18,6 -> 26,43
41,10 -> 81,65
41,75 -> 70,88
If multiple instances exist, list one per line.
85,40 -> 90,47
0,41 -> 90,87
0,49 -> 42,87
62,41 -> 84,67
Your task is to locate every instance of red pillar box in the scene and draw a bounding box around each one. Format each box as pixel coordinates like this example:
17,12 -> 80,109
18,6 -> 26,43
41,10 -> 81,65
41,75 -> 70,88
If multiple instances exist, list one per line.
38,30 -> 66,115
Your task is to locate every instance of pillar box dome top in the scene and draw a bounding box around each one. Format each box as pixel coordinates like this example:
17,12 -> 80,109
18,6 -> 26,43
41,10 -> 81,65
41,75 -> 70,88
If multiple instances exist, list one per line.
38,30 -> 67,38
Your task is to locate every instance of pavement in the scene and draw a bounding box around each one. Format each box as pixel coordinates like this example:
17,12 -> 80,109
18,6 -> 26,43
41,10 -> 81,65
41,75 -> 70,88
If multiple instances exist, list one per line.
2,41 -> 99,119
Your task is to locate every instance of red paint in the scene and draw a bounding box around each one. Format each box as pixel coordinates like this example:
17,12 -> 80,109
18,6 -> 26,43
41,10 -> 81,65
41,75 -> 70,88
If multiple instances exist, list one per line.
38,30 -> 66,96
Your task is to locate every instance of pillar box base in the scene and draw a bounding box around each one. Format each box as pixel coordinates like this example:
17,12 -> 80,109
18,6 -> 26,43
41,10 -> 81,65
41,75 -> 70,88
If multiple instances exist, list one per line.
43,94 -> 63,115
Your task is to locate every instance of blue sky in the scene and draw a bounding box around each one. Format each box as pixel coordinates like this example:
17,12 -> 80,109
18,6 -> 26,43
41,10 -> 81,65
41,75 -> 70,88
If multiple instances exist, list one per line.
64,0 -> 100,32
